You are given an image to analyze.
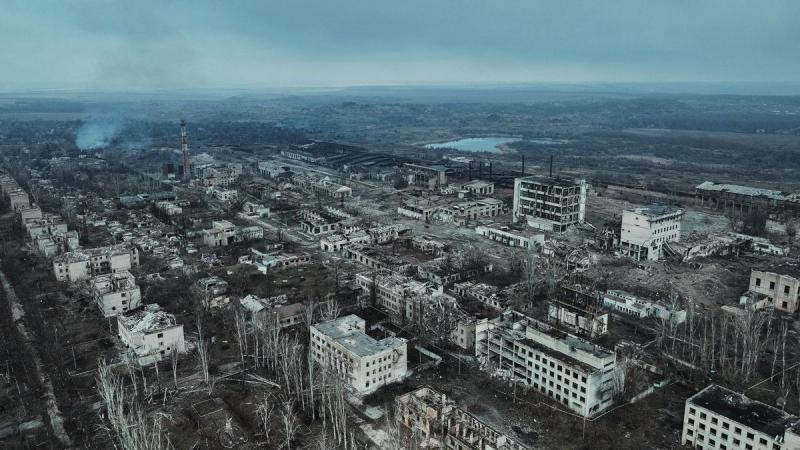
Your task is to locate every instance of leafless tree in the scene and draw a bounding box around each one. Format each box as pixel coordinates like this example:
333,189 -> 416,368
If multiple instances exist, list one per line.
281,401 -> 301,450
196,315 -> 211,391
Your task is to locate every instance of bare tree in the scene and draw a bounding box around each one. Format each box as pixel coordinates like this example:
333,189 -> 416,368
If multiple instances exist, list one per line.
281,401 -> 301,450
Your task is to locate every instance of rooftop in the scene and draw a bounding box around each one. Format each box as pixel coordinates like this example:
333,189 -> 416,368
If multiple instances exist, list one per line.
696,181 -> 800,203
118,304 -> 178,334
629,204 -> 683,218
517,175 -> 585,189
689,384 -> 799,437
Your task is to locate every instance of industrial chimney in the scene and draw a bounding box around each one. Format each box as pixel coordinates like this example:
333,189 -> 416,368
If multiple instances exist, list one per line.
180,119 -> 191,182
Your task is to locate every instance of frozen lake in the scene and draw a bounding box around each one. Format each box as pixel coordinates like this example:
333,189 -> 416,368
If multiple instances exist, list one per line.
424,136 -> 520,153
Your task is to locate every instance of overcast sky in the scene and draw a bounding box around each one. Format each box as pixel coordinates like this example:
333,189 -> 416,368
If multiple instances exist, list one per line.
2,0 -> 799,91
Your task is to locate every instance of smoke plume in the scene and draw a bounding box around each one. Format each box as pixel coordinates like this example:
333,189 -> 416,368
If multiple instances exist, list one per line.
75,116 -> 123,150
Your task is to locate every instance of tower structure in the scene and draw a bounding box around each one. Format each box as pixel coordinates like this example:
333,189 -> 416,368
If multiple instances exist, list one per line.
180,120 -> 191,182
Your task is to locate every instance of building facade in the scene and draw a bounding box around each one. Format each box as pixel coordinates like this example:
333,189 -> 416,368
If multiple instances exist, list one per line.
512,176 -> 587,232
91,271 -> 142,317
619,205 -> 683,261
117,304 -> 185,365
309,315 -> 407,393
476,311 -> 619,417
681,384 -> 800,450
748,268 -> 800,313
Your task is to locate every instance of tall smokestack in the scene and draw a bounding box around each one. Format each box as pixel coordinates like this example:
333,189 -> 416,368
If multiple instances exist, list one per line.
549,155 -> 553,178
181,119 -> 191,182
489,161 -> 493,181
521,155 -> 525,175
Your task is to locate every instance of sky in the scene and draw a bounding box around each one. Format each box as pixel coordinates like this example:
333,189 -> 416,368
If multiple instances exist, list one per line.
1,0 -> 799,91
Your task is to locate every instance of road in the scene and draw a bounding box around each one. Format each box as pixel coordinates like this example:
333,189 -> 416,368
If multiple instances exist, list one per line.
0,262 -> 72,447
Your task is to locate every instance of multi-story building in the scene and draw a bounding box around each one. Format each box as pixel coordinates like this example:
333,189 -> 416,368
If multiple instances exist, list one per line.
747,265 -> 800,313
603,290 -> 687,323
452,281 -> 504,310
53,244 -> 140,282
619,205 -> 683,261
397,199 -> 439,222
681,384 -> 800,450
91,271 -> 142,317
696,181 -> 800,217
309,315 -> 407,393
547,287 -> 608,338
404,163 -> 450,190
211,188 -> 238,202
117,304 -> 185,365
395,386 -> 530,450
476,311 -> 619,417
512,176 -> 587,232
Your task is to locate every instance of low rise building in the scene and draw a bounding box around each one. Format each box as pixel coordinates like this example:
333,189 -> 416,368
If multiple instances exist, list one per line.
747,264 -> 800,313
310,315 -> 407,393
395,386 -> 530,450
117,304 -> 185,365
461,179 -> 495,196
91,271 -> 142,317
397,199 -> 438,222
238,294 -> 304,328
603,290 -> 687,323
547,287 -> 608,338
211,188 -> 238,202
476,311 -> 619,417
202,220 -> 263,247
452,281 -> 504,310
681,384 -> 800,450
475,225 -> 545,250
619,204 -> 683,261
444,198 -> 506,224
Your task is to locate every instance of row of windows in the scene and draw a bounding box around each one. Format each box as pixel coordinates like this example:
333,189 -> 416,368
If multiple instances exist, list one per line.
687,407 -> 779,450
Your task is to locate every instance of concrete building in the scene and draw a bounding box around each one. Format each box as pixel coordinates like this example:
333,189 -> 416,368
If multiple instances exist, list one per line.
461,180 -> 495,196
356,271 -> 463,330
404,163 -> 450,190
512,176 -> 587,232
309,315 -> 407,393
202,220 -> 264,247
547,287 -> 608,338
117,304 -> 185,365
53,244 -> 140,282
397,199 -> 439,222
603,290 -> 687,323
747,265 -> 800,313
696,181 -> 800,216
91,271 -> 142,317
238,294 -> 305,329
211,188 -> 238,202
295,175 -> 352,199
619,205 -> 683,261
395,386 -> 530,450
445,198 -> 506,224
475,225 -> 545,250
452,281 -> 504,310
681,384 -> 800,450
476,311 -> 619,417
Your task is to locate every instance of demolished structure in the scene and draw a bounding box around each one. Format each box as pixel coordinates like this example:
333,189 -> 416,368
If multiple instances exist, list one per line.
512,176 -> 587,232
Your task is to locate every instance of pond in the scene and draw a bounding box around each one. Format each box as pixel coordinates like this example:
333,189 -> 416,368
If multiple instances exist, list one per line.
424,136 -> 520,153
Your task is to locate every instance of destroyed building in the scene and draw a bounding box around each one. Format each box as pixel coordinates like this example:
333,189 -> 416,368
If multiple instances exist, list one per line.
746,262 -> 800,313
512,176 -> 587,232
682,384 -> 800,450
547,286 -> 608,338
476,310 -> 619,417
603,290 -> 686,324
395,386 -> 530,450
619,204 -> 683,261
91,270 -> 142,317
117,304 -> 186,365
310,315 -> 407,393
53,243 -> 140,282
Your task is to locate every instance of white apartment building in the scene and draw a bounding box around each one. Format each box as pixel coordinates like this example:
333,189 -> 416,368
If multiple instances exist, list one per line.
619,205 -> 683,261
309,315 -> 407,393
53,244 -> 140,282
681,384 -> 800,450
748,267 -> 800,313
91,271 -> 142,317
476,311 -> 619,417
512,176 -> 587,232
603,290 -> 687,323
117,304 -> 185,365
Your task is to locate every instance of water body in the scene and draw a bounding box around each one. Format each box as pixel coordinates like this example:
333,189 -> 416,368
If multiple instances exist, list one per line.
424,136 -> 520,153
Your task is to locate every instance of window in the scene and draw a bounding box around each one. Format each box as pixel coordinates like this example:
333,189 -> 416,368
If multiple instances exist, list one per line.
746,432 -> 754,440
759,438 -> 767,445
770,281 -> 775,290
785,285 -> 791,295
756,278 -> 761,287
157,333 -> 164,338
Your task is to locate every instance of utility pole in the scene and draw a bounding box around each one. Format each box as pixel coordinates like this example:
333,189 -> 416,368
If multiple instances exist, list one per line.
181,120 -> 191,183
